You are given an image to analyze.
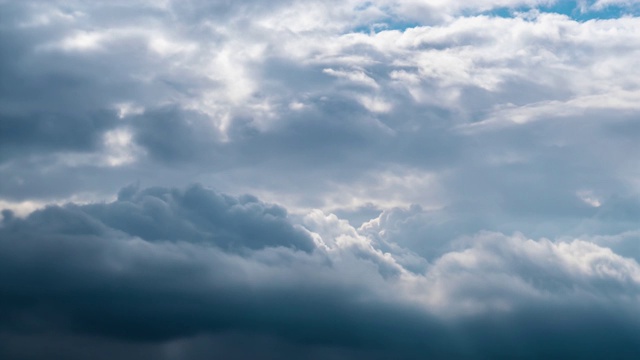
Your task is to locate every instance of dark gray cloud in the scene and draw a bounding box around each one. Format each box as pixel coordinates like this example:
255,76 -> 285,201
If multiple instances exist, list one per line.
1,185 -> 640,359
3,184 -> 314,251
0,185 -> 421,355
132,107 -> 224,164
0,111 -> 119,162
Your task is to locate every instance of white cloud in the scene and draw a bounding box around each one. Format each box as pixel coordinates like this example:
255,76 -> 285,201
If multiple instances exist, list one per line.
102,128 -> 141,166
412,231 -> 640,315
591,0 -> 640,9
323,68 -> 380,89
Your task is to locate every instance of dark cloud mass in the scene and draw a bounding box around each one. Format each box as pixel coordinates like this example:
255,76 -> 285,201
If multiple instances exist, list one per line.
2,0 -> 640,359
1,185 -> 640,359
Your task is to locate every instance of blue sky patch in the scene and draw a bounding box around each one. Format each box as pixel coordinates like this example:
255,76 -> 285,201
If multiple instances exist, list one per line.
485,1 -> 640,21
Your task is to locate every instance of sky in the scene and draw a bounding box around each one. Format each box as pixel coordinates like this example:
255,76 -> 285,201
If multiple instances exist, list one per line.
1,0 -> 640,359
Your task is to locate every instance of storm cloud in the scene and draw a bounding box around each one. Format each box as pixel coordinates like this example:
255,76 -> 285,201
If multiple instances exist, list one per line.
1,185 -> 640,359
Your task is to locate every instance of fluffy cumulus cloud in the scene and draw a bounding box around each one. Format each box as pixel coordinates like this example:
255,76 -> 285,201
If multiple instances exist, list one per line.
1,0 -> 640,359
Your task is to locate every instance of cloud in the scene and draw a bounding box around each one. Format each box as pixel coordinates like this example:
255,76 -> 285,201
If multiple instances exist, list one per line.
2,0 -> 640,215
3,1 -> 640,358
1,185 -> 640,359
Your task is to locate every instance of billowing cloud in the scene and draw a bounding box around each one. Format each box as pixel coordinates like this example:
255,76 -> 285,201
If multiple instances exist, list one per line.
1,185 -> 640,359
2,0 -> 640,358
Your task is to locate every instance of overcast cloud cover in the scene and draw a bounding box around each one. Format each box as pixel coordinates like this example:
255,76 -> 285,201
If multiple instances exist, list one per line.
1,0 -> 640,358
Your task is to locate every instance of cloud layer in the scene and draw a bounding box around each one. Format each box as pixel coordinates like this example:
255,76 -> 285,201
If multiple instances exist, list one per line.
2,0 -> 640,358
1,185 -> 640,359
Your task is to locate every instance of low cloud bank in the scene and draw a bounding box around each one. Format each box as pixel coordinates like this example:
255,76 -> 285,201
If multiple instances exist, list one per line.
1,184 -> 639,359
